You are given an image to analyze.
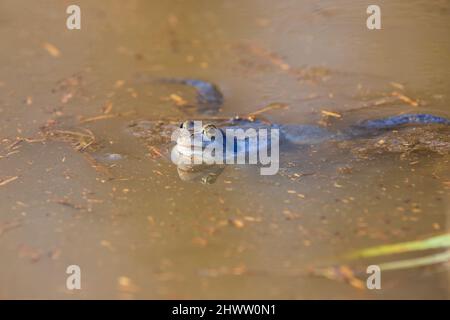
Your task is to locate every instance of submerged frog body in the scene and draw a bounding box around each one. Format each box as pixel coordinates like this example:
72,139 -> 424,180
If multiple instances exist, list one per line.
173,114 -> 450,163
172,118 -> 333,169
135,76 -> 224,115
127,76 -> 450,182
160,78 -> 224,115
125,113 -> 450,183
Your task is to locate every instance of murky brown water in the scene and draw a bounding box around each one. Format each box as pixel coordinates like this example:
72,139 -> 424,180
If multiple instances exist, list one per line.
0,0 -> 449,299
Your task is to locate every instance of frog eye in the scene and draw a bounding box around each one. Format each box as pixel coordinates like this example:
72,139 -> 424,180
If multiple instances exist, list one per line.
201,174 -> 217,184
202,124 -> 218,139
180,120 -> 194,129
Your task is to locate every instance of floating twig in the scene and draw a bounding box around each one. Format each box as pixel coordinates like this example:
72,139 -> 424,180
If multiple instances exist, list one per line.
0,176 -> 19,187
391,91 -> 419,107
247,103 -> 289,117
321,110 -> 342,118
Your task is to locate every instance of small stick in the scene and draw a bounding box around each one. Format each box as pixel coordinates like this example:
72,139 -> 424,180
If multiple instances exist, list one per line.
247,103 -> 289,117
80,114 -> 118,123
0,176 -> 19,187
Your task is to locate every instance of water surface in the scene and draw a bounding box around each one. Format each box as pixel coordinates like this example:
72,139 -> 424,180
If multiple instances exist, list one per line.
0,0 -> 449,299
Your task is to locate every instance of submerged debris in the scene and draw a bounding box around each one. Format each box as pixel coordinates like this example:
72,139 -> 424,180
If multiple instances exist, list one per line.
308,265 -> 365,290
339,126 -> 450,157
247,102 -> 289,118
40,126 -> 114,178
379,251 -> 450,271
232,42 -> 332,82
79,114 -> 118,124
310,234 -> 450,289
18,243 -> 42,263
42,127 -> 96,151
55,198 -> 86,211
52,72 -> 84,104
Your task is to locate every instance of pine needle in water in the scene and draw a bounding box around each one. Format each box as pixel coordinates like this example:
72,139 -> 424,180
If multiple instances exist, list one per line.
346,233 -> 450,259
379,251 -> 450,271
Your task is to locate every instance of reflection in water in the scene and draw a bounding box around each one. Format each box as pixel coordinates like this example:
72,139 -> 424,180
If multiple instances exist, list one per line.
177,163 -> 225,184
